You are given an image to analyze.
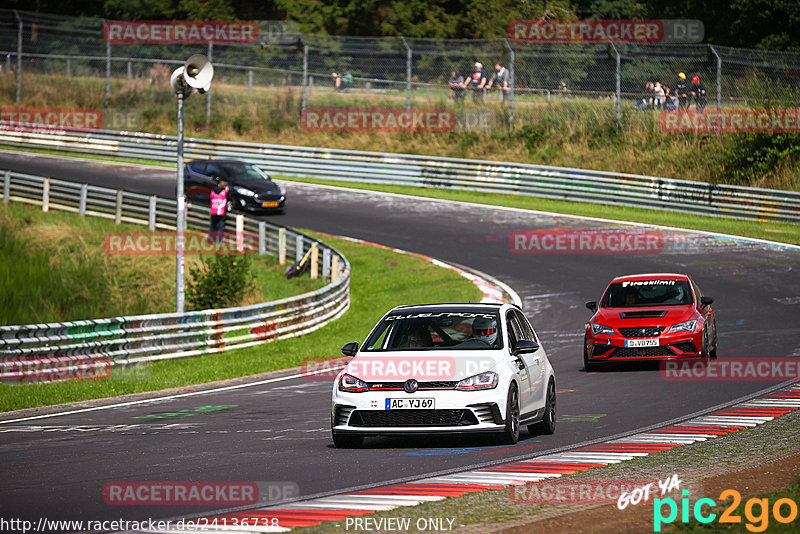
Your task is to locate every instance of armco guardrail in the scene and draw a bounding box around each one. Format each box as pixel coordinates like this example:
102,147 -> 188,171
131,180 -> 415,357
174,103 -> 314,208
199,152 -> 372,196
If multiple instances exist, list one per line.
0,169 -> 350,377
1,126 -> 798,223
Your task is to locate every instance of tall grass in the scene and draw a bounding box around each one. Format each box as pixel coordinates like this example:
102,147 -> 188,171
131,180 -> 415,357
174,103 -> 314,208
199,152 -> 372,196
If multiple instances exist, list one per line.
2,72 -> 797,191
0,203 -> 325,325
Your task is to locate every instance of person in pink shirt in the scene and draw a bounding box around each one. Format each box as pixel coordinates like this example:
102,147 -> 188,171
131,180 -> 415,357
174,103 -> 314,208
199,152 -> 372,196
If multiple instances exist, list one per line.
209,180 -> 229,242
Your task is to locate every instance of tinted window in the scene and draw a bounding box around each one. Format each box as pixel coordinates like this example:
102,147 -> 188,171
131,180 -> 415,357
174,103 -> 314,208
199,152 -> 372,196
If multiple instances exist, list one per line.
188,161 -> 206,173
602,280 -> 693,307
514,310 -> 537,342
363,311 -> 503,351
204,163 -> 223,179
218,162 -> 270,182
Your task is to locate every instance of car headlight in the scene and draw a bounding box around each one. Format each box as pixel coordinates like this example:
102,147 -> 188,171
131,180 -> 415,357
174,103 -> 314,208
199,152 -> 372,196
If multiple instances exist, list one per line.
668,320 -> 696,333
455,372 -> 498,391
234,186 -> 256,197
338,373 -> 368,393
590,323 -> 615,336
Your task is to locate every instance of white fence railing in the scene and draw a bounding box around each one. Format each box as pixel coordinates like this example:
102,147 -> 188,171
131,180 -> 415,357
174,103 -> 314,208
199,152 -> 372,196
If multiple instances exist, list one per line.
1,126 -> 798,223
0,169 -> 350,380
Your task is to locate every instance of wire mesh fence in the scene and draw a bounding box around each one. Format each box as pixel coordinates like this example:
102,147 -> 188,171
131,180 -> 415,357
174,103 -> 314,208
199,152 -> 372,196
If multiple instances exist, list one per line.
1,9 -> 799,132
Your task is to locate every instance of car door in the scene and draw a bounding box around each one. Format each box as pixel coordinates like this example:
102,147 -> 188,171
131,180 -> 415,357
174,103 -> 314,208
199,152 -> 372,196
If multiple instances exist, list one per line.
513,310 -> 546,412
505,311 -> 533,411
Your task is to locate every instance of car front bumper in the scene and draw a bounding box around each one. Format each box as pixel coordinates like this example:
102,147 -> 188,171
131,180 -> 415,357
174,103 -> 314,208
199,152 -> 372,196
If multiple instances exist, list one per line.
585,330 -> 703,362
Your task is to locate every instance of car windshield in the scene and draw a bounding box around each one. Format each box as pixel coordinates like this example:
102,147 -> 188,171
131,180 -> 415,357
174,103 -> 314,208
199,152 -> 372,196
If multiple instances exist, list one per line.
219,162 -> 271,182
601,280 -> 693,307
363,311 -> 503,351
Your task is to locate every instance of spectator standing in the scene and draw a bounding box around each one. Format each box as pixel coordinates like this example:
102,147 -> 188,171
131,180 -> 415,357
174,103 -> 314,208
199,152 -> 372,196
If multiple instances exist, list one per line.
674,72 -> 689,110
463,62 -> 487,102
209,180 -> 229,243
449,70 -> 465,101
691,75 -> 707,111
653,81 -> 665,110
487,62 -> 510,104
332,68 -> 353,91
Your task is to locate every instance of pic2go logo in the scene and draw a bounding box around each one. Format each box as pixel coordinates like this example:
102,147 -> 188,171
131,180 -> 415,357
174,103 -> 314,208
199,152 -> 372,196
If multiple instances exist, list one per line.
654,489 -> 799,532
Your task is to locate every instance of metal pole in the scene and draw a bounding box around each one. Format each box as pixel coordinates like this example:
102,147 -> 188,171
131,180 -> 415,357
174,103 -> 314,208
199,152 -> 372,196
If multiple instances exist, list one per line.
105,32 -> 111,108
300,37 -> 308,113
504,39 -> 515,123
611,42 -> 621,131
67,57 -> 71,78
709,45 -> 722,112
176,90 -> 186,313
206,42 -> 213,126
14,10 -> 21,103
401,37 -> 411,111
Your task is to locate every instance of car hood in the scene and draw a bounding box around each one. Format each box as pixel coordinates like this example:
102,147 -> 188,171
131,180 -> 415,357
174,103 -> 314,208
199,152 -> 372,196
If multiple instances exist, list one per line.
231,179 -> 283,196
341,350 -> 506,382
592,305 -> 697,327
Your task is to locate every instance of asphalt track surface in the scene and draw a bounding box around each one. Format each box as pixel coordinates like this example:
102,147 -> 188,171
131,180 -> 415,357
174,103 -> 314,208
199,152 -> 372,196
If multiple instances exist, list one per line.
1,151 -> 799,529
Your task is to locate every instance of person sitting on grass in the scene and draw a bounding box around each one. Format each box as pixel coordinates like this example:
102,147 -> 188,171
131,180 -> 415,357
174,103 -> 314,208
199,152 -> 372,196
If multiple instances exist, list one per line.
332,68 -> 353,91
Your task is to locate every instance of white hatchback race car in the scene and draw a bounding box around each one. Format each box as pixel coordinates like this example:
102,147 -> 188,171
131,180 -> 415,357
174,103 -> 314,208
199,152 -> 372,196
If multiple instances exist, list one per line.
331,303 -> 556,448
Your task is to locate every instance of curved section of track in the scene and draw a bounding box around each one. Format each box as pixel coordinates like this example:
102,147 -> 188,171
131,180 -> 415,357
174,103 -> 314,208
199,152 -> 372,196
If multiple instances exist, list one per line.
1,151 -> 799,528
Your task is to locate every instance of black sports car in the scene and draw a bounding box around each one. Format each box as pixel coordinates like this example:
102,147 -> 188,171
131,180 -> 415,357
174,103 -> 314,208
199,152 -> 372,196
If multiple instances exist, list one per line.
184,159 -> 286,213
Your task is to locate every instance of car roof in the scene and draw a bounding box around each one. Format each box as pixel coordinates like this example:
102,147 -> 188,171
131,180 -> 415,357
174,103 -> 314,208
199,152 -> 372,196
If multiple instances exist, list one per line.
189,158 -> 248,164
388,303 -> 510,315
610,273 -> 690,283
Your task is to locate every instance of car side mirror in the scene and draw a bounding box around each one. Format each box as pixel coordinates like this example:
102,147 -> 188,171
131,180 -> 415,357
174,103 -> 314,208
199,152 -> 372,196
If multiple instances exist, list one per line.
513,339 -> 539,355
585,301 -> 597,313
341,342 -> 358,357
700,296 -> 714,307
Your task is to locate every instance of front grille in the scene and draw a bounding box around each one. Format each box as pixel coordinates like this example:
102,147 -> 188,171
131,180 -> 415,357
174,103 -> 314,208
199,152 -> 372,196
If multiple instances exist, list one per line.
349,409 -> 478,427
618,326 -> 665,338
334,405 -> 355,426
366,381 -> 458,390
610,346 -> 675,358
669,341 -> 698,353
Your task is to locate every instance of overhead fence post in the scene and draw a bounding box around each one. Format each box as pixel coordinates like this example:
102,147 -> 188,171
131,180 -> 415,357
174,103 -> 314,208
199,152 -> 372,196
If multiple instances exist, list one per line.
105,23 -> 111,108
709,45 -> 722,112
401,37 -> 411,111
322,247 -> 330,278
504,39 -> 515,123
14,9 -> 21,103
115,190 -> 123,224
310,243 -> 319,279
611,42 -> 621,131
331,255 -> 339,282
295,234 -> 303,262
300,37 -> 308,113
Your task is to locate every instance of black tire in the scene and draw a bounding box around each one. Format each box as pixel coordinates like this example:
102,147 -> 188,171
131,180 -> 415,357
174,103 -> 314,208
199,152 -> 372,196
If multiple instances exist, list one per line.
709,324 -> 718,359
332,432 -> 363,449
584,342 -> 602,372
528,379 -> 556,435
499,384 -> 520,445
701,328 -> 710,362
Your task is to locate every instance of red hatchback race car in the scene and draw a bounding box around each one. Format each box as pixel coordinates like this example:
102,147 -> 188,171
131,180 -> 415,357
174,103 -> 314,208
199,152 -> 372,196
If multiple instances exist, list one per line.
583,273 -> 717,371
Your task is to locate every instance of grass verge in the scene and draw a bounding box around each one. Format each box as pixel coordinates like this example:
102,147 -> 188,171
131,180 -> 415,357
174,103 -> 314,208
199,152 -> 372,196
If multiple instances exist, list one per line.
0,232 -> 482,412
0,202 -> 325,325
280,176 -> 800,247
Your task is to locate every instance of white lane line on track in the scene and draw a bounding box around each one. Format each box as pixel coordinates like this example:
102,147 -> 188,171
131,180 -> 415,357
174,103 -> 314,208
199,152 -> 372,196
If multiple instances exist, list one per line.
0,366 -> 345,425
